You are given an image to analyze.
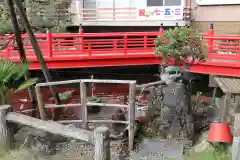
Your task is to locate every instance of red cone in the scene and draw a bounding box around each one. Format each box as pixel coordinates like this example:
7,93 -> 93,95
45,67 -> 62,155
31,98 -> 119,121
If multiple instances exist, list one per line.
208,122 -> 233,143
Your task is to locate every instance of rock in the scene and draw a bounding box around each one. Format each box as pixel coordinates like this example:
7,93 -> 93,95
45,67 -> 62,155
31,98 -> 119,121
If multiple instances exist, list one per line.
191,131 -> 212,153
14,126 -> 62,155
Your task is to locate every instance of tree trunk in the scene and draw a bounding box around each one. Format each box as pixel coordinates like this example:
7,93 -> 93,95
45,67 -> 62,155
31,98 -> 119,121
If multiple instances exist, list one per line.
7,0 -> 37,117
13,0 -> 62,120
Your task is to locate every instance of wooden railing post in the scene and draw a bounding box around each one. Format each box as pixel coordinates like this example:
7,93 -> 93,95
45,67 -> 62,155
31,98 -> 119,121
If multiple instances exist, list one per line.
128,82 -> 136,151
0,105 -> 12,151
35,86 -> 47,120
47,30 -> 53,58
80,81 -> 88,128
208,23 -> 214,55
79,24 -> 84,52
94,126 -> 110,160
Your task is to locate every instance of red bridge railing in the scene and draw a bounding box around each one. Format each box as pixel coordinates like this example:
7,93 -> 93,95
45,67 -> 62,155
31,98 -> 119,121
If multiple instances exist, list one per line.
0,24 -> 240,69
0,30 -> 160,61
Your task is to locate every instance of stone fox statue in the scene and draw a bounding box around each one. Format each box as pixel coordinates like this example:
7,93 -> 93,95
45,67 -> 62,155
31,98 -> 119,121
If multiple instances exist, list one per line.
159,66 -> 195,143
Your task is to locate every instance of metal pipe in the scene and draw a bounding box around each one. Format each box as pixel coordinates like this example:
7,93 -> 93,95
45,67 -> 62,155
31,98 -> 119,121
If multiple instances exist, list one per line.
221,93 -> 231,122
211,87 -> 217,106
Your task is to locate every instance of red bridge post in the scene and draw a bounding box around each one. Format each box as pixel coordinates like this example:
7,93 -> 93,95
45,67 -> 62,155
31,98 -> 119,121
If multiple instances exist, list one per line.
79,24 -> 84,52
157,23 -> 164,49
124,35 -> 127,55
5,39 -> 10,57
159,23 -> 164,35
47,30 -> 53,58
144,35 -> 147,49
208,23 -> 214,56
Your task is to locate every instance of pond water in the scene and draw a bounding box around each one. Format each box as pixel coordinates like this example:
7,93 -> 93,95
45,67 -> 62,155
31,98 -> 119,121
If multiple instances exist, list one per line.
10,66 -> 160,118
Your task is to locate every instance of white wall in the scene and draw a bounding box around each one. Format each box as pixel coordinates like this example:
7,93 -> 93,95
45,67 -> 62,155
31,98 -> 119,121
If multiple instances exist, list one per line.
70,0 -> 83,23
95,0 -> 142,20
70,0 -> 186,24
95,0 -> 146,8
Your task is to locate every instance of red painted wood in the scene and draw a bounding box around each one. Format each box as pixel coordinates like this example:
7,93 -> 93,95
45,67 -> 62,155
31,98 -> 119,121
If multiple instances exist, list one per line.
1,29 -> 240,77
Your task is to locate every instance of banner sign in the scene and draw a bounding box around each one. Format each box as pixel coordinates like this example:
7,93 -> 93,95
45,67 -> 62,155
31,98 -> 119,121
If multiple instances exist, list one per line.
196,0 -> 240,5
137,6 -> 184,20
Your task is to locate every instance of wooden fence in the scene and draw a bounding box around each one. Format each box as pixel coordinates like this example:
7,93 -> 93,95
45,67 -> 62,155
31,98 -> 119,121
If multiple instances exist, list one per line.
35,79 -> 136,151
0,105 -> 110,160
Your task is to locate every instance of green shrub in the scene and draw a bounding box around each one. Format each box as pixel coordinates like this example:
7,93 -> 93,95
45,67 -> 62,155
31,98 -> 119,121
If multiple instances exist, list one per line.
154,27 -> 208,65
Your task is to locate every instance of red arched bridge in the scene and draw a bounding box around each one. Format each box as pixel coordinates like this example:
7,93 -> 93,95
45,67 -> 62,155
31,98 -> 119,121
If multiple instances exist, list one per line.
0,28 -> 240,77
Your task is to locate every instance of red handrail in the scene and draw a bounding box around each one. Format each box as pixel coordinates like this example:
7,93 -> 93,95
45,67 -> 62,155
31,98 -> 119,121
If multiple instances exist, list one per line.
0,27 -> 240,68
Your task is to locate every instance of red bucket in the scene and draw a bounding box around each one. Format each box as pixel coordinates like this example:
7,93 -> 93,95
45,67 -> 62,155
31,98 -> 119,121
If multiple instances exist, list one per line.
208,122 -> 233,143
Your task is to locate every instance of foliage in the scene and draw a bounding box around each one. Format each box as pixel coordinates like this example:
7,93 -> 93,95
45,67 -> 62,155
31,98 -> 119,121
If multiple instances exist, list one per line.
154,27 -> 208,65
25,0 -> 71,32
0,58 -> 38,105
0,2 -> 14,34
0,0 -> 71,34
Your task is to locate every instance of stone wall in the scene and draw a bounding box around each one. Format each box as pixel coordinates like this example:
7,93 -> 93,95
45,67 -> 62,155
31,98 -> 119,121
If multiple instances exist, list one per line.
192,21 -> 240,35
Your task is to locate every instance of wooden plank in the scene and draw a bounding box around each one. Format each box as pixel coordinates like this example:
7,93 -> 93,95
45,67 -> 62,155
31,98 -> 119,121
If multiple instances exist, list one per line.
56,120 -> 83,124
82,79 -> 136,84
87,102 -> 128,108
36,79 -> 81,87
6,112 -> 93,143
88,120 -> 128,124
45,103 -> 82,109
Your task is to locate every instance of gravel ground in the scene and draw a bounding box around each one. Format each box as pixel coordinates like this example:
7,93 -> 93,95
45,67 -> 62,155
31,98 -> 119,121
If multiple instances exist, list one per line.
8,126 -> 131,160
51,138 -> 130,160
